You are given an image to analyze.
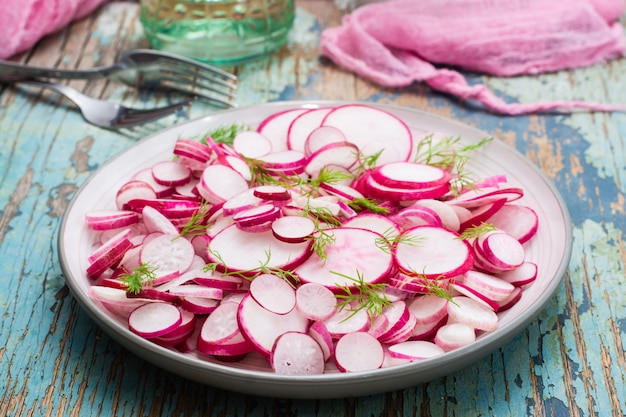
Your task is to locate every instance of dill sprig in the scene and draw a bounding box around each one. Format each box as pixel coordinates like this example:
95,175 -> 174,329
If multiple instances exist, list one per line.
177,203 -> 211,238
375,229 -> 424,254
346,197 -> 390,215
354,149 -> 385,175
333,270 -> 391,321
203,249 -> 300,286
408,273 -> 455,302
119,263 -> 157,294
456,222 -> 497,240
203,123 -> 249,145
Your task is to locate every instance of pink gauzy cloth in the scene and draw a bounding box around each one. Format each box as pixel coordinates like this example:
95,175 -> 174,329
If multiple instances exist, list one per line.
0,0 -> 110,59
320,0 -> 626,115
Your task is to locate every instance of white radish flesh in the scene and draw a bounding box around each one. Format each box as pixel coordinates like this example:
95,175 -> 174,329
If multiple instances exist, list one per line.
287,107 -> 333,153
128,302 -> 182,338
334,332 -> 384,372
295,282 -> 337,321
388,340 -> 445,360
303,125 -> 348,156
270,332 -> 326,375
139,233 -> 195,275
249,273 -> 297,315
232,131 -> 273,158
486,203 -> 539,244
257,108 -> 309,152
371,162 -> 449,190
434,323 -> 476,351
198,164 -> 249,204
271,215 -> 316,243
447,296 -> 499,331
151,161 -> 191,187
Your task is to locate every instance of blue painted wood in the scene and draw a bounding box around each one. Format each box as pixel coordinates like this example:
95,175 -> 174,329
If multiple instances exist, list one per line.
0,1 -> 625,416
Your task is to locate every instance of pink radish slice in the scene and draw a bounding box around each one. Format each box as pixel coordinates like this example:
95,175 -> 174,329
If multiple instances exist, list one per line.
319,183 -> 364,201
287,107 -> 334,153
233,204 -> 282,225
411,315 -> 447,340
406,295 -> 449,326
222,188 -> 263,216
116,180 -> 157,210
151,161 -> 191,187
379,312 -> 417,344
173,139 -> 213,162
270,332 -> 326,375
485,203 -> 539,244
388,340 -> 445,360
218,155 -> 253,182
141,206 -> 180,235
198,331 -> 254,357
334,332 -> 384,372
154,307 -> 196,339
458,198 -> 507,231
496,286 -> 523,311
198,164 -> 249,204
133,168 -> 173,198
180,296 -> 219,314
449,185 -> 524,208
232,130 -> 273,158
256,150 -> 307,170
342,213 -> 400,238
462,269 -> 515,302
87,230 -> 133,279
167,285 -> 223,299
257,108 -> 310,152
193,270 -> 244,290
391,206 -> 442,229
207,224 -> 312,273
362,173 -> 450,202
249,273 -> 297,315
394,226 -> 473,279
127,288 -> 180,304
411,199 -> 461,232
477,231 -> 525,271
139,233 -> 195,274
375,301 -> 411,342
452,282 -> 501,311
198,301 -> 241,346
271,215 -> 316,243
322,104 -> 413,165
371,162 -> 450,190
497,261 -> 538,287
128,302 -> 182,338
434,323 -> 476,351
447,295 -> 499,331
237,294 -> 309,359
295,227 -> 393,289
308,320 -> 334,362
295,283 -> 337,321
85,210 -> 140,231
303,125 -> 348,157
253,185 -> 291,201
323,304 -> 370,338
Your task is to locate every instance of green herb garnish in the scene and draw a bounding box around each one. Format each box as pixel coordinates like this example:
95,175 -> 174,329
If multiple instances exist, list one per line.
333,270 -> 391,321
119,263 -> 157,294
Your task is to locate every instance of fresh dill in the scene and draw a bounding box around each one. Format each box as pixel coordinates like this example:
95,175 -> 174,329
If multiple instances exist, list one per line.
177,203 -> 211,238
347,197 -> 390,215
456,222 -> 497,240
333,270 -> 391,321
375,229 -> 424,254
118,263 -> 157,294
203,123 -> 249,145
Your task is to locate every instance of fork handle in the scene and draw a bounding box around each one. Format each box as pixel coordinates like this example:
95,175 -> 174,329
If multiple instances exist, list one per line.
0,60 -> 120,80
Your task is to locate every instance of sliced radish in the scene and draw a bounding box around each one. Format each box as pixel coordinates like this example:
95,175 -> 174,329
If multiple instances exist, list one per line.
447,295 -> 498,331
232,130 -> 273,158
295,282 -> 337,321
85,210 -> 140,231
249,273 -> 296,315
434,322 -> 476,351
287,107 -> 333,153
270,332 -> 325,375
218,155 -> 253,182
180,296 -> 219,314
237,294 -> 309,359
271,215 -> 316,243
371,162 -> 449,190
449,185 -> 523,208
139,233 -> 195,275
132,167 -> 172,199
342,213 -> 400,238
151,161 -> 191,187
253,185 -> 291,201
87,229 -> 133,279
141,205 -> 180,235
411,199 -> 460,232
388,340 -> 445,360
198,164 -> 249,204
497,261 -> 538,287
391,205 -> 442,229
304,140 -> 360,178
462,269 -> 515,302
485,203 -> 539,244
308,320 -> 334,362
128,302 -> 182,338
208,224 -> 312,273
394,226 -> 473,279
406,295 -> 449,326
476,231 -> 525,271
362,172 -> 450,202
334,332 -> 384,372
303,125 -> 348,157
116,180 -> 157,210
198,301 -> 241,346
257,108 -> 310,152
323,304 -> 370,338
295,227 -> 393,289
322,104 -> 413,165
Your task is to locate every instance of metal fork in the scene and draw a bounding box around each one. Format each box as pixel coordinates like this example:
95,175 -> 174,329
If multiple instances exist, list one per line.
5,78 -> 194,129
0,49 -> 238,108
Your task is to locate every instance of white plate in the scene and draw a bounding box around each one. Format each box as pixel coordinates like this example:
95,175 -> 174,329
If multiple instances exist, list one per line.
58,101 -> 572,398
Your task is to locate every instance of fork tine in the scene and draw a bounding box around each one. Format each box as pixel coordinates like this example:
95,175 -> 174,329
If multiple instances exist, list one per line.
118,97 -> 194,127
157,80 -> 237,108
154,62 -> 239,90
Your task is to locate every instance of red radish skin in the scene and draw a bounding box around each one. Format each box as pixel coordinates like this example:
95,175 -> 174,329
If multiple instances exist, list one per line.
286,107 -> 334,153
462,269 -> 515,302
323,304 -> 370,338
486,203 -> 539,243
308,321 -> 334,363
116,180 -> 158,210
334,332 -> 384,372
478,231 -> 525,271
303,125 -> 348,156
128,302 -> 182,338
270,332 -> 326,375
371,162 -> 450,190
271,215 -> 317,243
497,261 -> 538,287
257,108 -> 309,152
151,161 -> 191,187
198,164 -> 249,204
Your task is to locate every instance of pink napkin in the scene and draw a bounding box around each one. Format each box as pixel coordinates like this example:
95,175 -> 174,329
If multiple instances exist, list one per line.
0,0 -> 110,59
320,0 -> 626,114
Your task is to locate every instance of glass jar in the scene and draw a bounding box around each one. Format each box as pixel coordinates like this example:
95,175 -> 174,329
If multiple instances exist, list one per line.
139,0 -> 295,65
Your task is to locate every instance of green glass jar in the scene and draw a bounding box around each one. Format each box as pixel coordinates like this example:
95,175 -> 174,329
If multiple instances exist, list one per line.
139,0 -> 295,65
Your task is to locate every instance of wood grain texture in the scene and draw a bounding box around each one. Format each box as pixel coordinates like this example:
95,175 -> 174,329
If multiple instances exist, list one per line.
0,1 -> 625,416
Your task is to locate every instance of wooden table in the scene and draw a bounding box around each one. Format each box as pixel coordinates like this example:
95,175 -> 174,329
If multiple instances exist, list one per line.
1,1 -> 625,416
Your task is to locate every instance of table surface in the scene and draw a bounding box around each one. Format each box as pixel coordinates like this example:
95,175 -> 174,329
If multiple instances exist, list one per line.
1,1 -> 625,416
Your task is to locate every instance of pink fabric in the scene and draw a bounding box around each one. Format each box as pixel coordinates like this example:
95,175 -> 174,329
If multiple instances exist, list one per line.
320,0 -> 626,114
0,0 -> 110,59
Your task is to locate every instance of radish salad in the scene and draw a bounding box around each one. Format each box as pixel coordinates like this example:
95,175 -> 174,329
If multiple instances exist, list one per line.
84,104 -> 539,375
